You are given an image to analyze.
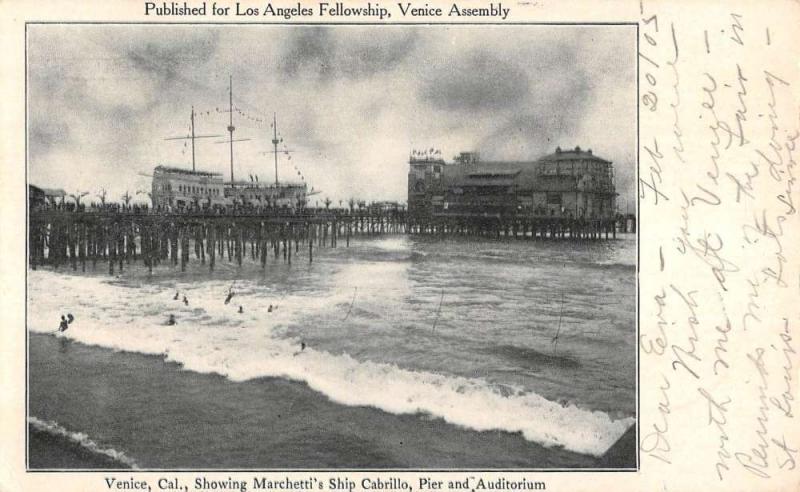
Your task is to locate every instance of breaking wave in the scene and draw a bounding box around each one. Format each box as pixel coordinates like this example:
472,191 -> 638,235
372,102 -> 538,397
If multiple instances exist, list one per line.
28,269 -> 632,457
28,416 -> 139,469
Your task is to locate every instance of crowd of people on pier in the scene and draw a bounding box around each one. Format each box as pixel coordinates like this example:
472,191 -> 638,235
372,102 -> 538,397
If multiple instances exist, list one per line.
32,198 -> 407,220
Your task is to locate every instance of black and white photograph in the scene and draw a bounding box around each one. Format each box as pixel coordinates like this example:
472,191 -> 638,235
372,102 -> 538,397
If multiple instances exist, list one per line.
26,23 -> 637,470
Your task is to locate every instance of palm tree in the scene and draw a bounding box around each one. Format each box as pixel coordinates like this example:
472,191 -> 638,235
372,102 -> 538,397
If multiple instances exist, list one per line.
121,191 -> 133,207
69,191 -> 89,207
324,197 -> 332,210
136,190 -> 152,208
348,198 -> 355,213
97,188 -> 107,206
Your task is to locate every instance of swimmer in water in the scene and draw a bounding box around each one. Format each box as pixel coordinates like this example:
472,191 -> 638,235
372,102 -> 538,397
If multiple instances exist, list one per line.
66,313 -> 74,324
301,341 -> 306,351
238,305 -> 243,314
267,304 -> 273,313
174,291 -> 179,300
224,283 -> 236,305
167,314 -> 176,325
58,315 -> 69,332
183,296 -> 188,306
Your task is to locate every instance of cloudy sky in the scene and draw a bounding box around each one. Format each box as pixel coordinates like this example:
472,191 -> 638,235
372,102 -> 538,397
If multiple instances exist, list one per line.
27,24 -> 636,208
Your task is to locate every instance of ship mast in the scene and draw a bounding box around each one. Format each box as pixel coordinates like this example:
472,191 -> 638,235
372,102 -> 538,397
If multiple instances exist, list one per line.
227,75 -> 235,183
164,107 -> 221,171
190,106 -> 196,171
272,112 -> 279,185
213,77 -> 250,182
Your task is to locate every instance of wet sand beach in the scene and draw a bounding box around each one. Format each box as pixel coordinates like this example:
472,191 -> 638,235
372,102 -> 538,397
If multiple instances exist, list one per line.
29,334 -> 629,469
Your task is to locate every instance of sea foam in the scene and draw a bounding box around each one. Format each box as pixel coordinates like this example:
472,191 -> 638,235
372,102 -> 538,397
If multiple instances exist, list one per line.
28,269 -> 633,457
28,416 -> 139,469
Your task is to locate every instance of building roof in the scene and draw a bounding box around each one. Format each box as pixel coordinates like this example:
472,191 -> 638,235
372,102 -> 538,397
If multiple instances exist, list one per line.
441,158 -> 601,192
40,187 -> 66,197
539,146 -> 611,163
154,165 -> 222,177
442,161 -> 535,187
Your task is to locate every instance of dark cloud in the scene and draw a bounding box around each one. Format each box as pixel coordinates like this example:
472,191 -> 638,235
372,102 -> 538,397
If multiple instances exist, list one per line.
26,25 -> 635,204
419,51 -> 530,112
278,27 -> 336,79
478,69 -> 593,160
122,29 -> 220,89
423,41 -> 594,161
28,118 -> 70,160
278,27 -> 418,81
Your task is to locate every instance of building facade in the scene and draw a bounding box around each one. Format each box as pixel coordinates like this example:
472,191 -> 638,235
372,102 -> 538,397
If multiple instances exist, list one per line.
408,147 -> 617,219
223,180 -> 308,210
151,165 -> 307,211
151,166 -> 227,210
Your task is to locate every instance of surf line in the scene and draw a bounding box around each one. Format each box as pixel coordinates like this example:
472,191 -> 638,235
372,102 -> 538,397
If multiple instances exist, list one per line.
28,416 -> 140,469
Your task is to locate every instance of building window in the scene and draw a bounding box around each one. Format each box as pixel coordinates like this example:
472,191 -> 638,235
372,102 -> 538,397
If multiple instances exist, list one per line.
546,193 -> 562,205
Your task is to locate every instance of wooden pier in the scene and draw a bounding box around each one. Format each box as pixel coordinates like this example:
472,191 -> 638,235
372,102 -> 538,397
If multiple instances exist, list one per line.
28,209 -> 623,275
408,214 -> 618,240
28,209 -> 407,274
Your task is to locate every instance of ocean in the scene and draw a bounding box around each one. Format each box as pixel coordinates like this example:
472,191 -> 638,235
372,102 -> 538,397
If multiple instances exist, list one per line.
27,234 -> 636,469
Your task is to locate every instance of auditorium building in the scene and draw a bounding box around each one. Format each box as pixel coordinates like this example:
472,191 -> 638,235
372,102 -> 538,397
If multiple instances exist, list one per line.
407,147 -> 617,220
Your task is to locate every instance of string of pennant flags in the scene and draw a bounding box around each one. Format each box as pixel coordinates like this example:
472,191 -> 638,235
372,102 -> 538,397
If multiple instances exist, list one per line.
167,95 -> 311,183
190,106 -> 268,130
